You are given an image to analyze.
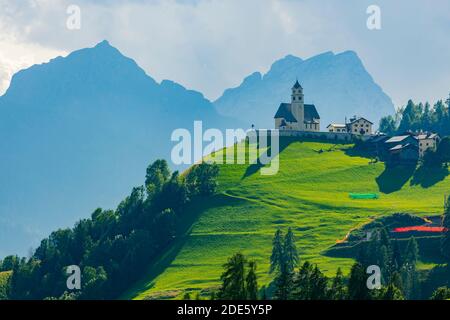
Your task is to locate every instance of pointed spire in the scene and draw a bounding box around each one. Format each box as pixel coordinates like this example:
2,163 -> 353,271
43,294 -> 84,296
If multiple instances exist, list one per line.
292,79 -> 302,90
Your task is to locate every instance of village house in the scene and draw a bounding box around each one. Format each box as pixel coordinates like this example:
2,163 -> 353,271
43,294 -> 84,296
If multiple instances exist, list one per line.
274,81 -> 321,132
416,132 -> 440,157
327,117 -> 373,136
326,123 -> 347,133
376,132 -> 441,163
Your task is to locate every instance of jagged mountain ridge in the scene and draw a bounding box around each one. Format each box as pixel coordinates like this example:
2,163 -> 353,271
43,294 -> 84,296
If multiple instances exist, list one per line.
214,51 -> 395,129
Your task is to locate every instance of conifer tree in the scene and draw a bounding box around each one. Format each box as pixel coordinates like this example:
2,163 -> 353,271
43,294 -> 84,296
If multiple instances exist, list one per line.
246,261 -> 258,300
292,261 -> 314,300
381,284 -> 404,300
348,262 -> 371,300
330,268 -> 347,300
309,265 -> 329,300
402,237 -> 419,299
283,228 -> 299,273
270,229 -> 284,274
219,253 -> 247,300
442,196 -> 450,262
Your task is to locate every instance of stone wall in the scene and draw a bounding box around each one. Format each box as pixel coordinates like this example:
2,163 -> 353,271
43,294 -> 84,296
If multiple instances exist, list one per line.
251,129 -> 372,143
277,130 -> 370,142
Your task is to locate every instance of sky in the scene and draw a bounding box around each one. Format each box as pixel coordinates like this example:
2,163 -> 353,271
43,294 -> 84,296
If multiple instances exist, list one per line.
0,0 -> 449,108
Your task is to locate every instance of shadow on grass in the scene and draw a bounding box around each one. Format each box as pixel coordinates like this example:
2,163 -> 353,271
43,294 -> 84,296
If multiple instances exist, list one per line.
120,194 -> 246,300
241,137 -> 302,179
344,146 -> 376,160
242,136 -> 356,179
376,163 -> 416,194
410,165 -> 449,188
325,235 -> 446,266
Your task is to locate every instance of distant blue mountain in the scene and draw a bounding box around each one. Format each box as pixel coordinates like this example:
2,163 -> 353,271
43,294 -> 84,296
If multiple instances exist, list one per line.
214,51 -> 395,129
0,41 -> 237,257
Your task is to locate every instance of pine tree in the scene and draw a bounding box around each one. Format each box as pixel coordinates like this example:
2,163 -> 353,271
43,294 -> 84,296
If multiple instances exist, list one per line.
381,284 -> 404,300
442,196 -> 450,262
348,262 -> 371,300
292,261 -> 314,300
330,268 -> 347,300
391,240 -> 403,271
270,229 -> 284,274
283,228 -> 299,273
273,270 -> 293,300
309,265 -> 329,300
219,253 -> 247,300
405,237 -> 419,265
389,271 -> 403,293
402,237 -> 419,299
246,261 -> 258,300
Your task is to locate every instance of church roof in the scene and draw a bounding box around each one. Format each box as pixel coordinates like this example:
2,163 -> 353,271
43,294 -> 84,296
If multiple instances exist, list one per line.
304,104 -> 320,121
292,80 -> 302,89
348,117 -> 374,125
274,103 -> 320,124
274,103 -> 297,122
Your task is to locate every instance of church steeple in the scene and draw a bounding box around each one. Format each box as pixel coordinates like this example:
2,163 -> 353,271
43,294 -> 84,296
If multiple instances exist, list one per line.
292,79 -> 302,90
291,80 -> 303,103
290,80 -> 304,129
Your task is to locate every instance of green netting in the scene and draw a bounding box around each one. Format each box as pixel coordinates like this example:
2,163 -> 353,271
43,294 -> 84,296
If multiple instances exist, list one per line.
349,193 -> 379,200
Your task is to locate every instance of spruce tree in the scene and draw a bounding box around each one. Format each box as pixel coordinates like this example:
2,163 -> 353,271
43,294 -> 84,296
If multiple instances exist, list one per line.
402,237 -> 419,299
219,253 -> 247,300
442,196 -> 450,262
246,261 -> 258,300
391,240 -> 403,272
270,229 -> 284,274
309,265 -> 329,300
292,261 -> 313,299
273,270 -> 293,300
283,228 -> 299,273
381,284 -> 404,300
330,268 -> 347,300
348,262 -> 371,300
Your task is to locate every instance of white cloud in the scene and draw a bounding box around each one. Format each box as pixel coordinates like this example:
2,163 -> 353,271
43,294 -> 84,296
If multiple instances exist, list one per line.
0,0 -> 449,105
0,33 -> 66,94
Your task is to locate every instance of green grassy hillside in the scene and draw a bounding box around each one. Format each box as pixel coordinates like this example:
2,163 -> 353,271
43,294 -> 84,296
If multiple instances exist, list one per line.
124,138 -> 450,300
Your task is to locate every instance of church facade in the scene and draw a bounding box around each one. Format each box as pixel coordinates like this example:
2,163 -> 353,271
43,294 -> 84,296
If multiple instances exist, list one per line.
274,81 -> 320,132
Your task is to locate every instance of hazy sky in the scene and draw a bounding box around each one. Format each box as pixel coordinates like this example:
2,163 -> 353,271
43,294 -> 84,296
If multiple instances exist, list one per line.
0,0 -> 449,108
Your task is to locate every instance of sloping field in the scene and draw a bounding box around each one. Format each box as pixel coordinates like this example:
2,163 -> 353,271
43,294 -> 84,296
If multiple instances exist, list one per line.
124,138 -> 450,299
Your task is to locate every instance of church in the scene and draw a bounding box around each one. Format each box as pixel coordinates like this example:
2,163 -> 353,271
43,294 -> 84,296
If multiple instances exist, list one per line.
274,81 -> 320,131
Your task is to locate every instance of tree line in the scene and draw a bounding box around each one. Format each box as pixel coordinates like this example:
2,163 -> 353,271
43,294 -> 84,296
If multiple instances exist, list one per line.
212,211 -> 450,300
0,160 -> 220,300
379,95 -> 450,136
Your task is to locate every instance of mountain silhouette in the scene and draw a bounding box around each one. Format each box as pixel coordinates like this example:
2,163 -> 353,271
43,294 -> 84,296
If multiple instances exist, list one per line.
214,51 -> 395,129
0,41 -> 237,256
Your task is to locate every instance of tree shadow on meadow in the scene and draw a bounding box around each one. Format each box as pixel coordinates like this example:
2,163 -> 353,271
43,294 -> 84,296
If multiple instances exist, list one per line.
376,163 -> 416,194
410,165 -> 449,188
121,194 -> 246,299
241,136 -> 296,179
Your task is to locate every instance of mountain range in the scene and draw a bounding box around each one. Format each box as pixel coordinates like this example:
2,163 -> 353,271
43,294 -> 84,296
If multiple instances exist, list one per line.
214,51 -> 395,129
0,41 -> 235,257
0,41 -> 395,257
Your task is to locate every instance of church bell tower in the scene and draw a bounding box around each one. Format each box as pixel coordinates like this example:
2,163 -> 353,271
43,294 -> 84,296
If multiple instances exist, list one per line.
291,80 -> 304,130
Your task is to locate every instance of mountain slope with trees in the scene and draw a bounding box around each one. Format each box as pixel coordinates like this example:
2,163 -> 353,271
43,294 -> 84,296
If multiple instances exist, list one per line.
0,41 -> 237,257
124,138 -> 450,300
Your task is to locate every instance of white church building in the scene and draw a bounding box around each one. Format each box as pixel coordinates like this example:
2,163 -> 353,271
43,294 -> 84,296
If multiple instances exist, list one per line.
274,81 -> 321,132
